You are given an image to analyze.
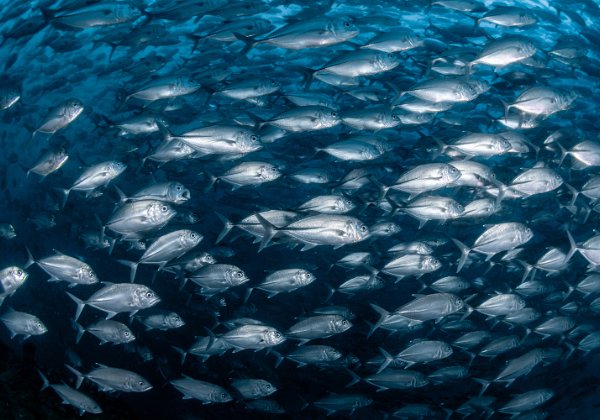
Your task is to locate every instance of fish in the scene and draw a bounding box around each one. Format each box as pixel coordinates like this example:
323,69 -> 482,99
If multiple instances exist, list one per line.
66,283 -> 160,321
5,0 -> 600,417
25,248 -> 98,286
0,223 -> 17,239
32,98 -> 84,139
170,375 -> 232,404
251,268 -> 315,298
0,307 -> 47,339
39,371 -> 103,416
27,147 -> 69,180
0,266 -> 28,305
75,319 -> 135,345
66,364 -> 152,393
56,160 -> 127,207
117,229 -> 202,282
286,314 -> 352,345
235,17 -> 359,53
42,2 -> 143,29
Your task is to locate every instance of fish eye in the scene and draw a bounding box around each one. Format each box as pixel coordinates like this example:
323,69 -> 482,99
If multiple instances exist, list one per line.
342,320 -> 348,326
17,270 -> 23,276
146,292 -> 153,298
124,331 -> 130,336
221,393 -> 227,399
344,21 -> 351,27
236,272 -> 243,278
72,102 -> 79,107
138,381 -> 144,386
161,205 -> 168,212
331,111 -> 337,117
275,332 -> 281,338
176,185 -> 182,191
251,135 -> 258,141
266,384 -> 271,389
360,225 -> 367,232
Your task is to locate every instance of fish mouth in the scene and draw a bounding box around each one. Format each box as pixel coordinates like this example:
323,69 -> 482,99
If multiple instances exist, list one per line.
181,190 -> 191,200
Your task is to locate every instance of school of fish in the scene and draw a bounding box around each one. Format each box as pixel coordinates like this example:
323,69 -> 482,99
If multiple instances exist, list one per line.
1,0 -> 600,418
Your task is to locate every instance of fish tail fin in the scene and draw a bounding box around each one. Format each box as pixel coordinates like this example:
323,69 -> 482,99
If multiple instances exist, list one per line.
171,346 -> 188,365
323,283 -> 335,302
202,85 -> 217,107
517,259 -> 534,283
54,187 -> 71,209
562,279 -> 575,301
65,364 -> 84,389
243,287 -> 253,304
233,32 -> 257,56
185,34 -> 204,53
38,370 -> 50,391
117,259 -> 139,283
563,183 -> 579,207
94,213 -> 106,244
287,65 -> 315,91
113,185 -> 128,205
499,98 -> 511,120
473,378 -> 490,396
378,346 -> 393,373
66,292 -> 85,322
40,7 -> 55,23
155,119 -> 175,142
565,229 -> 578,263
24,246 -> 35,269
107,236 -> 117,256
344,369 -> 361,388
254,212 -> 278,252
272,350 -> 284,368
201,170 -> 219,193
368,304 -> 389,338
303,70 -> 316,91
557,142 -> 569,166
244,110 -> 265,130
431,135 -> 448,157
73,321 -> 85,344
494,182 -> 508,207
452,238 -> 471,273
564,342 -> 576,361
215,212 -> 234,244
384,80 -> 403,105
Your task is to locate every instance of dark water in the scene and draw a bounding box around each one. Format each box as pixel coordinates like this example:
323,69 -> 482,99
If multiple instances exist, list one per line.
2,0 -> 600,418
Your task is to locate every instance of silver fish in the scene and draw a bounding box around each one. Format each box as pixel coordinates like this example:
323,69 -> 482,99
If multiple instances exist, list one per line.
66,283 -> 160,321
39,371 -> 102,416
32,98 -> 83,138
170,376 -> 232,404
0,307 -> 47,339
66,364 -> 152,393
118,229 -> 202,282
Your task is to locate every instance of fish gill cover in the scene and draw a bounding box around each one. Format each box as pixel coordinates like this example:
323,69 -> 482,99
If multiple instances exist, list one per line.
0,0 -> 600,418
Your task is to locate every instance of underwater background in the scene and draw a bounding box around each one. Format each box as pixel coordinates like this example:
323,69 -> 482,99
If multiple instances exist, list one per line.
1,0 -> 600,418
